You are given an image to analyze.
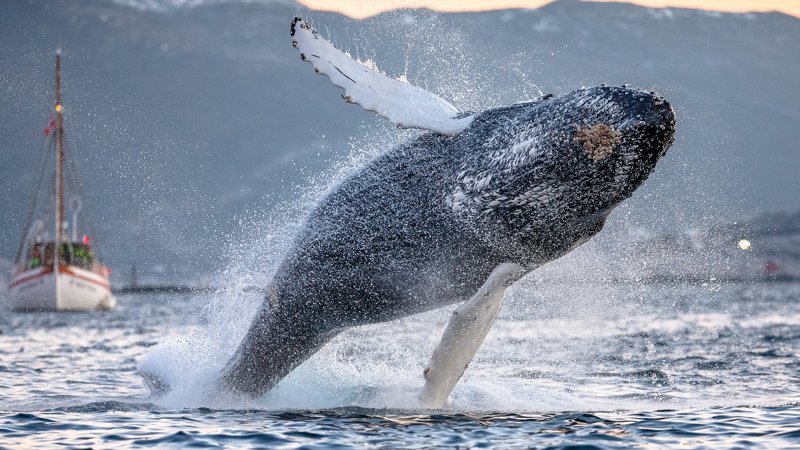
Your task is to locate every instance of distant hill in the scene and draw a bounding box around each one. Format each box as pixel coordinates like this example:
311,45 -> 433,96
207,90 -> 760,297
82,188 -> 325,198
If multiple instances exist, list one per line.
1,0 -> 798,284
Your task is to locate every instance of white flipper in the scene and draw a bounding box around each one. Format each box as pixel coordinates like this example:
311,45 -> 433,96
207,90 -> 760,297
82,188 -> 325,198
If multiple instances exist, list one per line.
291,17 -> 474,136
419,263 -> 525,408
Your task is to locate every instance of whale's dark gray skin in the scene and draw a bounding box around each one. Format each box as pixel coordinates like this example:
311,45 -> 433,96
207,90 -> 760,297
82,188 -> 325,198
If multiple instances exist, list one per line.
215,85 -> 676,398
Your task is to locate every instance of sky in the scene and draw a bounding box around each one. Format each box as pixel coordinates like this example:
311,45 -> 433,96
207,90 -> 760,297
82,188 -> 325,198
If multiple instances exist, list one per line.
297,0 -> 800,19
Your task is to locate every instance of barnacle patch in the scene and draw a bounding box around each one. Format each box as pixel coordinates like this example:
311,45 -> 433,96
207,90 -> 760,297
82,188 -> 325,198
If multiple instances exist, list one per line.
575,124 -> 621,162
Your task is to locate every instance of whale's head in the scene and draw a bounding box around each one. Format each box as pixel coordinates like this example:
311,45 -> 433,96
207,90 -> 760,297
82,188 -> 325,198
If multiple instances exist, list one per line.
448,85 -> 675,264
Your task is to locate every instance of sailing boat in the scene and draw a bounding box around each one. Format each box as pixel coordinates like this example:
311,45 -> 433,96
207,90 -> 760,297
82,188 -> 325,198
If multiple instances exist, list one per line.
8,50 -> 116,311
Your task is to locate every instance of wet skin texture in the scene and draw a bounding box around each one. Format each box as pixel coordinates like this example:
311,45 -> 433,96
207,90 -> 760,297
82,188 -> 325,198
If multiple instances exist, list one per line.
217,85 -> 676,398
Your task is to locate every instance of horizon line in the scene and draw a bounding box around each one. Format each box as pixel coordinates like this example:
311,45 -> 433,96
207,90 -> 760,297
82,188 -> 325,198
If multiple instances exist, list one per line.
296,0 -> 800,20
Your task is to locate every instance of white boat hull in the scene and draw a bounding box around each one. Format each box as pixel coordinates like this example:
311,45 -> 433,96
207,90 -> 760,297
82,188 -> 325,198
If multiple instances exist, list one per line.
9,266 -> 116,311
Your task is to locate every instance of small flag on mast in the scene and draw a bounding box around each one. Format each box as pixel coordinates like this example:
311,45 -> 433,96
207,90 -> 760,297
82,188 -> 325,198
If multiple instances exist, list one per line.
43,117 -> 56,136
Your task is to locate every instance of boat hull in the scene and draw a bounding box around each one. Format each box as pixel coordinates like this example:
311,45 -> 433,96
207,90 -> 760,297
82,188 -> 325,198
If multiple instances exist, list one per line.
9,266 -> 116,311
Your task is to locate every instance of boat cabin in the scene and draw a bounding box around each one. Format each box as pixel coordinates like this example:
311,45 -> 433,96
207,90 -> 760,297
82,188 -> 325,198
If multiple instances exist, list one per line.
25,241 -> 96,271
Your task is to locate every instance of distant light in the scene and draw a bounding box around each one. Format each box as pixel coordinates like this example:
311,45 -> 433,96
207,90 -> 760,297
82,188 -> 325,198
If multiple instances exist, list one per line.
83,235 -> 90,245
55,104 -> 62,112
738,239 -> 751,251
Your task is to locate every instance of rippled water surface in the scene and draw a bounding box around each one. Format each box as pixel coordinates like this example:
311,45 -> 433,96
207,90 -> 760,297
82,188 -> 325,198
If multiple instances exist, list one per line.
1,282 -> 798,448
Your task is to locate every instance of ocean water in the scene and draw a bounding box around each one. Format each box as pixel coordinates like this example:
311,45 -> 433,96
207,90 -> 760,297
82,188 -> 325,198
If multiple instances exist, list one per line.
0,281 -> 798,448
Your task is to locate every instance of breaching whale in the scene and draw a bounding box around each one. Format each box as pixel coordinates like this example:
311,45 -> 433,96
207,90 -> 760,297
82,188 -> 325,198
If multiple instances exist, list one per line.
144,18 -> 676,406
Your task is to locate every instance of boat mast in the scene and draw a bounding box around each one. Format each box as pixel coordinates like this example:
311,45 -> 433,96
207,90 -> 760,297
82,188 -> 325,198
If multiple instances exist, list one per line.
54,49 -> 65,268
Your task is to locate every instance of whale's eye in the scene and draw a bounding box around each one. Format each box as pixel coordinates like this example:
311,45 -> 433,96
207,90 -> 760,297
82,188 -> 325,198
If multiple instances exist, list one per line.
575,124 -> 621,162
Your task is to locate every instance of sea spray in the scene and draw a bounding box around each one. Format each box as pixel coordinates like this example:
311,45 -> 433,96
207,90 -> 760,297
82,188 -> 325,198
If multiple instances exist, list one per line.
137,118 -> 408,408
138,11 -> 710,411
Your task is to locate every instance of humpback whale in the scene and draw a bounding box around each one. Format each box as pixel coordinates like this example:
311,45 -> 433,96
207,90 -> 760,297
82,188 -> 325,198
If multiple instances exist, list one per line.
145,18 -> 676,406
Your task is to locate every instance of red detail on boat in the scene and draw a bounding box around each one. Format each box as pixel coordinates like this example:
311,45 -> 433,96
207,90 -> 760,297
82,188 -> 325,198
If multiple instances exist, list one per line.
9,268 -> 54,289
43,117 -> 56,136
10,266 -> 110,291
60,266 -> 111,290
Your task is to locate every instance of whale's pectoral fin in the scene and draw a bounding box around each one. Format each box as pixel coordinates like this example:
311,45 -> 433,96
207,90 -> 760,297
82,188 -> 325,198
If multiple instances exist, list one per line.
290,17 -> 474,136
418,263 -> 526,408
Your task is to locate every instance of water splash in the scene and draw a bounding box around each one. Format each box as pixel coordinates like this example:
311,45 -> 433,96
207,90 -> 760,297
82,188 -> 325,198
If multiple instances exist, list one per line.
136,11 -> 787,412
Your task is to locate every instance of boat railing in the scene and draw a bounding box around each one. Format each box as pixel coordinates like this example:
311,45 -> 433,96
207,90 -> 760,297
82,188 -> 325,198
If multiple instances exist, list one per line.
91,263 -> 112,277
